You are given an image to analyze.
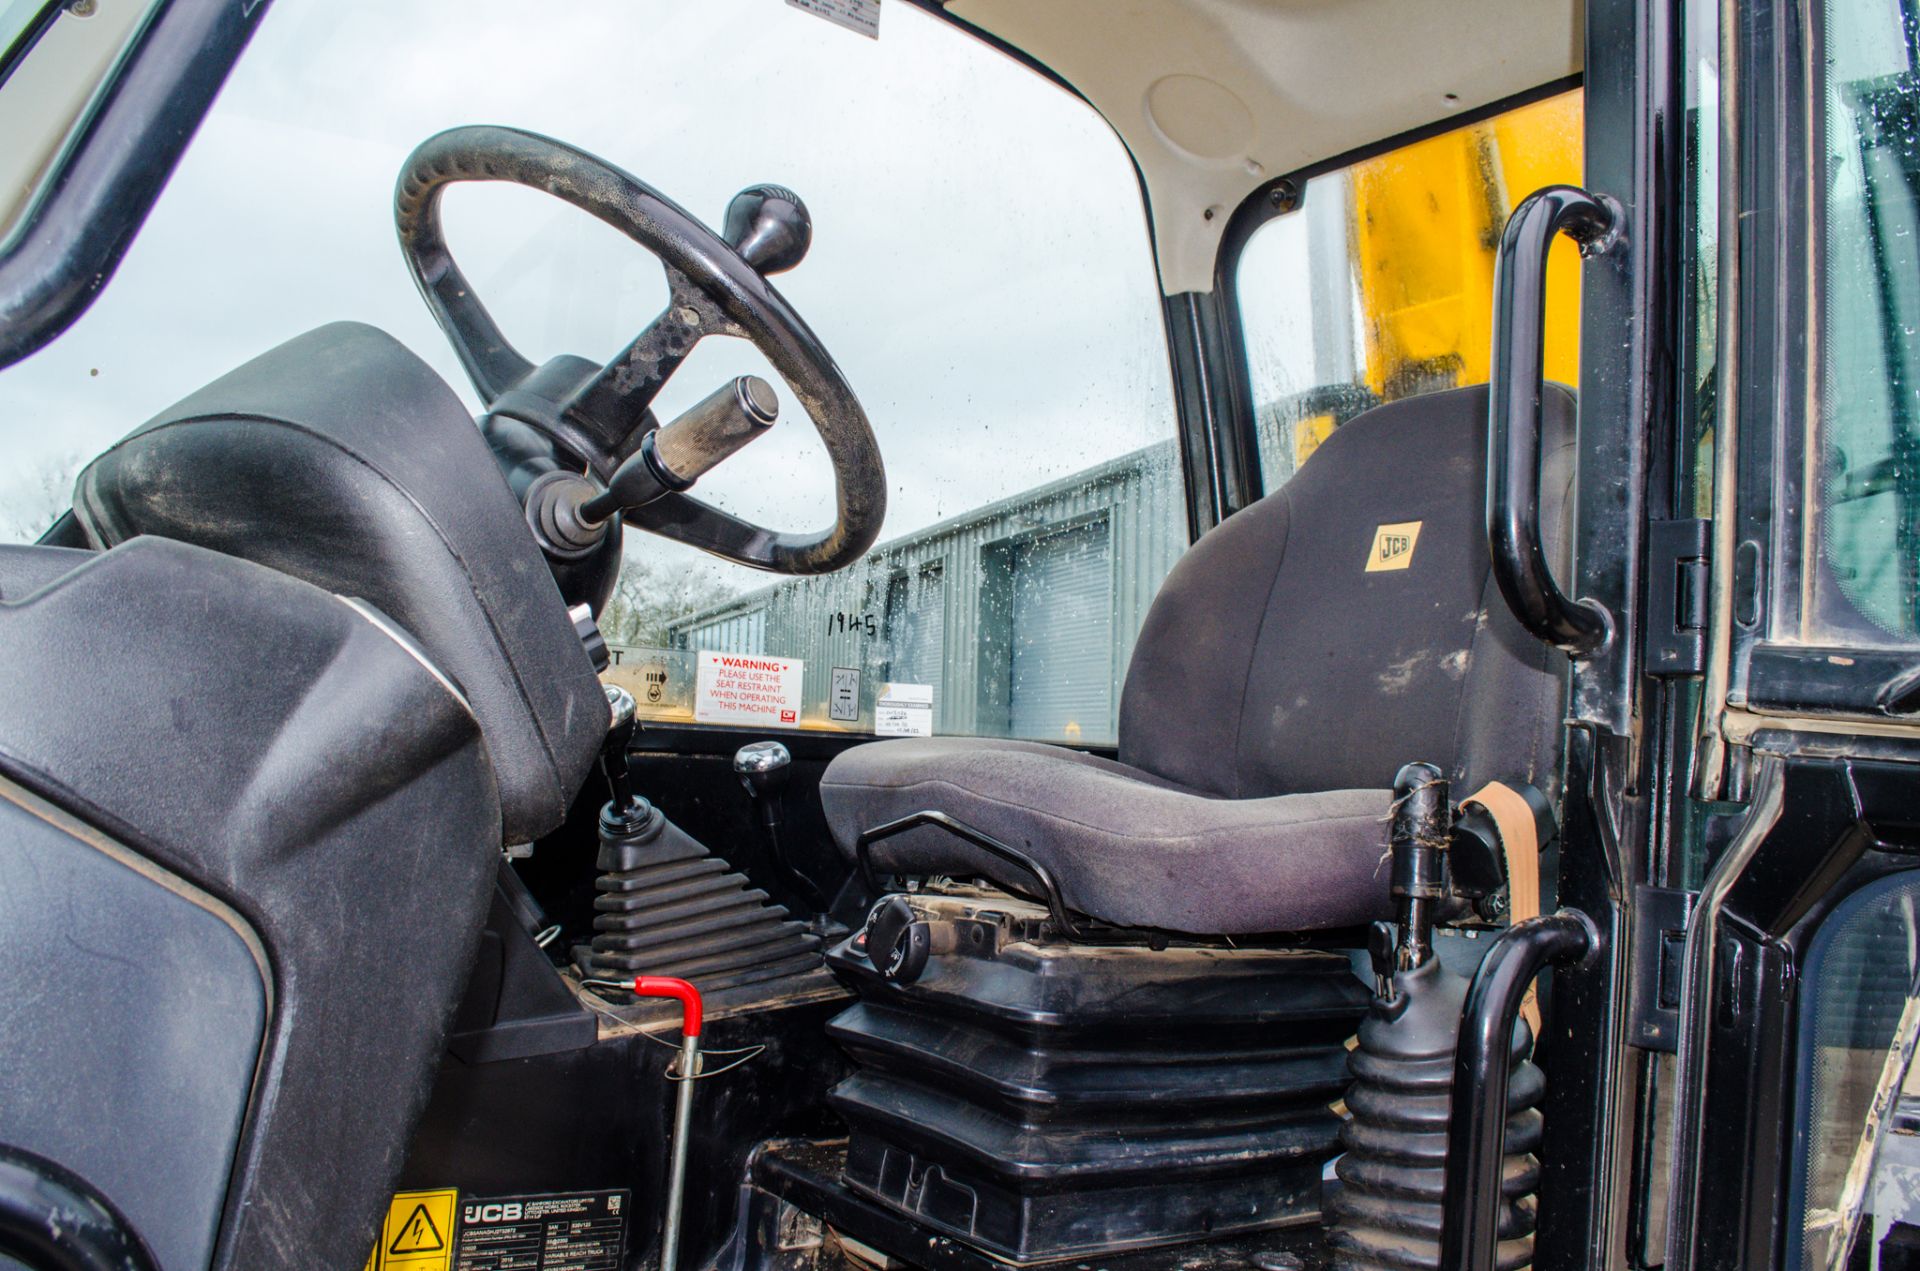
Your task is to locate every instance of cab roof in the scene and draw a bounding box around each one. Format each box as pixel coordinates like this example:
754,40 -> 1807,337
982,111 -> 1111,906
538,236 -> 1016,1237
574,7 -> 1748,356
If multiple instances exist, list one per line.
932,0 -> 1584,294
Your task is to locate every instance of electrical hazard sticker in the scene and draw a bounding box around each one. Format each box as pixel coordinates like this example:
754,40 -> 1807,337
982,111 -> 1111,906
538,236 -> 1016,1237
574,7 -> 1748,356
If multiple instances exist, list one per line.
366,1189 -> 629,1271
1364,520 -> 1423,572
366,1189 -> 458,1271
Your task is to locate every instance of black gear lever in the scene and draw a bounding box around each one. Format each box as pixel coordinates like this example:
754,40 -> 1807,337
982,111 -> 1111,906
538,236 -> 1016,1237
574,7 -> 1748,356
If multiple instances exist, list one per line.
734,740 -> 826,910
601,685 -> 643,825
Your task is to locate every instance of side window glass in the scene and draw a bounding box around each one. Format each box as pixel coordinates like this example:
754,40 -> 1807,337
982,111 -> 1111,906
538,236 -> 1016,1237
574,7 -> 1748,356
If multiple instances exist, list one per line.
1234,90 -> 1584,493
1808,0 -> 1920,644
1787,874 -> 1920,1270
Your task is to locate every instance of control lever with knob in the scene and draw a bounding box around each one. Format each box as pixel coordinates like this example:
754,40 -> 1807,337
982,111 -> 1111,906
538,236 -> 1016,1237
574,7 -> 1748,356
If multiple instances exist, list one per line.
600,685 -> 643,827
722,185 -> 812,275
733,740 -> 827,911
526,375 -> 779,559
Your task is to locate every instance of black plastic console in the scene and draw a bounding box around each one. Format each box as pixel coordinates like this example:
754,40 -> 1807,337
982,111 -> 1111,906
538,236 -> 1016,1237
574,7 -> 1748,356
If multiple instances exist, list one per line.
825,893 -> 1369,1263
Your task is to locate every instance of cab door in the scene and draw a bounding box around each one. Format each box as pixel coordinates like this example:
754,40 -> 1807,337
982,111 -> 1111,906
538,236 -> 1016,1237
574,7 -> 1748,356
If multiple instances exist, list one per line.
1654,0 -> 1920,1268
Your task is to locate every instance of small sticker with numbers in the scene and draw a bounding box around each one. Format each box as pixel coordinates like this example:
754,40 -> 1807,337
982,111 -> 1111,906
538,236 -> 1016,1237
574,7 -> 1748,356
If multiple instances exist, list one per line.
875,682 -> 933,737
787,0 -> 879,39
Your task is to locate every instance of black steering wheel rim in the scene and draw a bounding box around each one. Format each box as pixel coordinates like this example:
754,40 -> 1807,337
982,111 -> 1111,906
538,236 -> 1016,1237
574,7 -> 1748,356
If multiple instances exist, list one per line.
394,124 -> 886,575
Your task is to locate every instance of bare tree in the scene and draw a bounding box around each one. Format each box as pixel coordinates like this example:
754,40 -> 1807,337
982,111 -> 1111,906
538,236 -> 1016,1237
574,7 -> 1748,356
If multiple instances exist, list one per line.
1,454 -> 82,544
598,552 -> 741,648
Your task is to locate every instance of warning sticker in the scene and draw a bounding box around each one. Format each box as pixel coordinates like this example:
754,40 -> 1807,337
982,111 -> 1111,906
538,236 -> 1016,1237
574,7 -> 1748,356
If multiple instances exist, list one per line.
786,0 -> 879,39
367,1189 -> 458,1271
454,1191 -> 628,1271
875,682 -> 933,737
694,651 -> 804,727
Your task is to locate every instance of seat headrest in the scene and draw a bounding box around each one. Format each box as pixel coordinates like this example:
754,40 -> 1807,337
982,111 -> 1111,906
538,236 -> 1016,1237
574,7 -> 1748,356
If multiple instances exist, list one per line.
72,322 -> 607,844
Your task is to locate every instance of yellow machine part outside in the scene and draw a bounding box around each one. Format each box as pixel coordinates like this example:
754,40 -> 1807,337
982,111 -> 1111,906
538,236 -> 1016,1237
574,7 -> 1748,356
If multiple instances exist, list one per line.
1348,90 -> 1585,399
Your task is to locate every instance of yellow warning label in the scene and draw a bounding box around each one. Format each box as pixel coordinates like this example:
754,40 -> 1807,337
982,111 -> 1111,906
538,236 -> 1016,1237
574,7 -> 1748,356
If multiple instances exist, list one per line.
365,1189 -> 457,1271
1365,520 -> 1423,572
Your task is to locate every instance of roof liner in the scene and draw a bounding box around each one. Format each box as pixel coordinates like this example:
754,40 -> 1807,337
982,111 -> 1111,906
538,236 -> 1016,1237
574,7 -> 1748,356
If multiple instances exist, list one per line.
946,0 -> 1584,294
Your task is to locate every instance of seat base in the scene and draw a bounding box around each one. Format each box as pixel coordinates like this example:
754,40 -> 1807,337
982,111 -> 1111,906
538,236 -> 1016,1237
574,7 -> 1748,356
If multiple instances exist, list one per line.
825,892 -> 1371,1263
820,737 -> 1391,934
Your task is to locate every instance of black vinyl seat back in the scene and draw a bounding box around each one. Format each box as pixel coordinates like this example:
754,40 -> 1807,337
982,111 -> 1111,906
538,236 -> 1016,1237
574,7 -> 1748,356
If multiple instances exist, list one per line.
0,536 -> 501,1271
72,322 -> 607,844
1118,383 -> 1576,799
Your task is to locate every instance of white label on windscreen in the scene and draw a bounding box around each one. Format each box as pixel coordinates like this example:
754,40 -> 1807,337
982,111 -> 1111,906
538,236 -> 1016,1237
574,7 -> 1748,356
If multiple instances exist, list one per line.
695,652 -> 804,727
829,667 -> 861,722
786,0 -> 879,38
875,682 -> 933,737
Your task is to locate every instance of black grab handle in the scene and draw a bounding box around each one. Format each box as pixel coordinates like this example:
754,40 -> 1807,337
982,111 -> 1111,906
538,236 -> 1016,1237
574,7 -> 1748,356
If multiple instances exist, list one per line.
0,1145 -> 157,1271
1487,185 -> 1619,656
1439,909 -> 1598,1271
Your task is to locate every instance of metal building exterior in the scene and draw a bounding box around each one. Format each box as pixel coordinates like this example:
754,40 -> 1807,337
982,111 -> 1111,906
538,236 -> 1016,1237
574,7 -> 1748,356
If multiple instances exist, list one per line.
637,390 -> 1375,744
661,440 -> 1188,745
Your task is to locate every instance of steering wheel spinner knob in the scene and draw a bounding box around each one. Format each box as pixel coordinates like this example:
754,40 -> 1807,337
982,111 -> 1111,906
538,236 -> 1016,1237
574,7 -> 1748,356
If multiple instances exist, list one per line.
723,185 -> 812,275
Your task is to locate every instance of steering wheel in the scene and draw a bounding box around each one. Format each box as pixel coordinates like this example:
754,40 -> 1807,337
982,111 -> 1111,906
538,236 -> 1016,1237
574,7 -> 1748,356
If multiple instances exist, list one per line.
393,125 -> 886,585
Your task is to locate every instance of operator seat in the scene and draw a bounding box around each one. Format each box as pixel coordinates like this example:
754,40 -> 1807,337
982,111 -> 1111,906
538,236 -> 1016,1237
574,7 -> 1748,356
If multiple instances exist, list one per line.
36,322 -> 609,1268
820,384 -> 1575,934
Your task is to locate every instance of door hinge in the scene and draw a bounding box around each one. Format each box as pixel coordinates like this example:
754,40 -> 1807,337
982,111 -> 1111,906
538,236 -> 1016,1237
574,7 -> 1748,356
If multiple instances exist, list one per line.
1646,518 -> 1711,677
1627,884 -> 1696,1052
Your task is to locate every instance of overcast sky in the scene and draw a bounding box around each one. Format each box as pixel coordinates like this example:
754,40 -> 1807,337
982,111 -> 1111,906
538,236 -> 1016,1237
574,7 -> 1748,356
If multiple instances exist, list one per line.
0,0 -> 1181,588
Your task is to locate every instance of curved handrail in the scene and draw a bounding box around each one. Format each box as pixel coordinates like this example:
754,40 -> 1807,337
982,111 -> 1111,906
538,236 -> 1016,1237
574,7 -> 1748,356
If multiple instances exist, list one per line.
1439,909 -> 1599,1271
1486,184 -> 1620,656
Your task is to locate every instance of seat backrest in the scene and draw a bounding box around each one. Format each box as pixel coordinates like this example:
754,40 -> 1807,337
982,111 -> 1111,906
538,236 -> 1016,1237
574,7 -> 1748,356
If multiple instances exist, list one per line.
72,322 -> 606,844
1118,383 -> 1575,799
0,536 -> 500,1271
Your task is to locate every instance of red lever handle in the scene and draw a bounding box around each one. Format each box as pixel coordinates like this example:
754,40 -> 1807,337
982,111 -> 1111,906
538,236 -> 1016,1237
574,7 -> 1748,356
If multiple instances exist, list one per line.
631,976 -> 703,1038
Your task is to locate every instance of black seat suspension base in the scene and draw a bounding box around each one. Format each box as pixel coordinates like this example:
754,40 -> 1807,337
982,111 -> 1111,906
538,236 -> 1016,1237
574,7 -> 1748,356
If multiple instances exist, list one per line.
824,893 -> 1370,1263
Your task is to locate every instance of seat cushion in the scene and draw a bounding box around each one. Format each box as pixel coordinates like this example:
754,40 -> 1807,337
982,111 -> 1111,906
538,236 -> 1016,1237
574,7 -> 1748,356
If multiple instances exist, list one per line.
820,737 -> 1389,934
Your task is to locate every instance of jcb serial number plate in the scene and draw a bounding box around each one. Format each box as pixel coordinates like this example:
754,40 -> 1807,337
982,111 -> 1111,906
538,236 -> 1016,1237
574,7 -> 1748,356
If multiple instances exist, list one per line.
453,1190 -> 629,1271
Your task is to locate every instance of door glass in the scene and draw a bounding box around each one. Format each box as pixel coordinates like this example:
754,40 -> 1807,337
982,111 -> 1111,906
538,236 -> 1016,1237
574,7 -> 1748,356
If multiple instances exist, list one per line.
1234,89 -> 1584,493
1788,873 -> 1920,1271
0,0 -> 1182,745
1809,0 -> 1920,644
1682,0 -> 1723,523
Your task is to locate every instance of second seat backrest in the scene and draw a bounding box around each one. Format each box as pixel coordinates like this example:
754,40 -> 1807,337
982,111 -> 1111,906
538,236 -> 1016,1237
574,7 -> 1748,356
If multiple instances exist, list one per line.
1117,383 -> 1576,800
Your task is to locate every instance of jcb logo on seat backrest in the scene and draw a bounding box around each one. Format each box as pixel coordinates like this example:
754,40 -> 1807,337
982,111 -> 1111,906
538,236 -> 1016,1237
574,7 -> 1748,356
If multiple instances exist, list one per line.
1365,521 -> 1423,572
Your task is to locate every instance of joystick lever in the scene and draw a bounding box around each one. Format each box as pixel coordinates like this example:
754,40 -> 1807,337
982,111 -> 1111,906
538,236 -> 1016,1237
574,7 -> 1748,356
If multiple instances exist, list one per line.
601,685 -> 641,821
734,740 -> 825,909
